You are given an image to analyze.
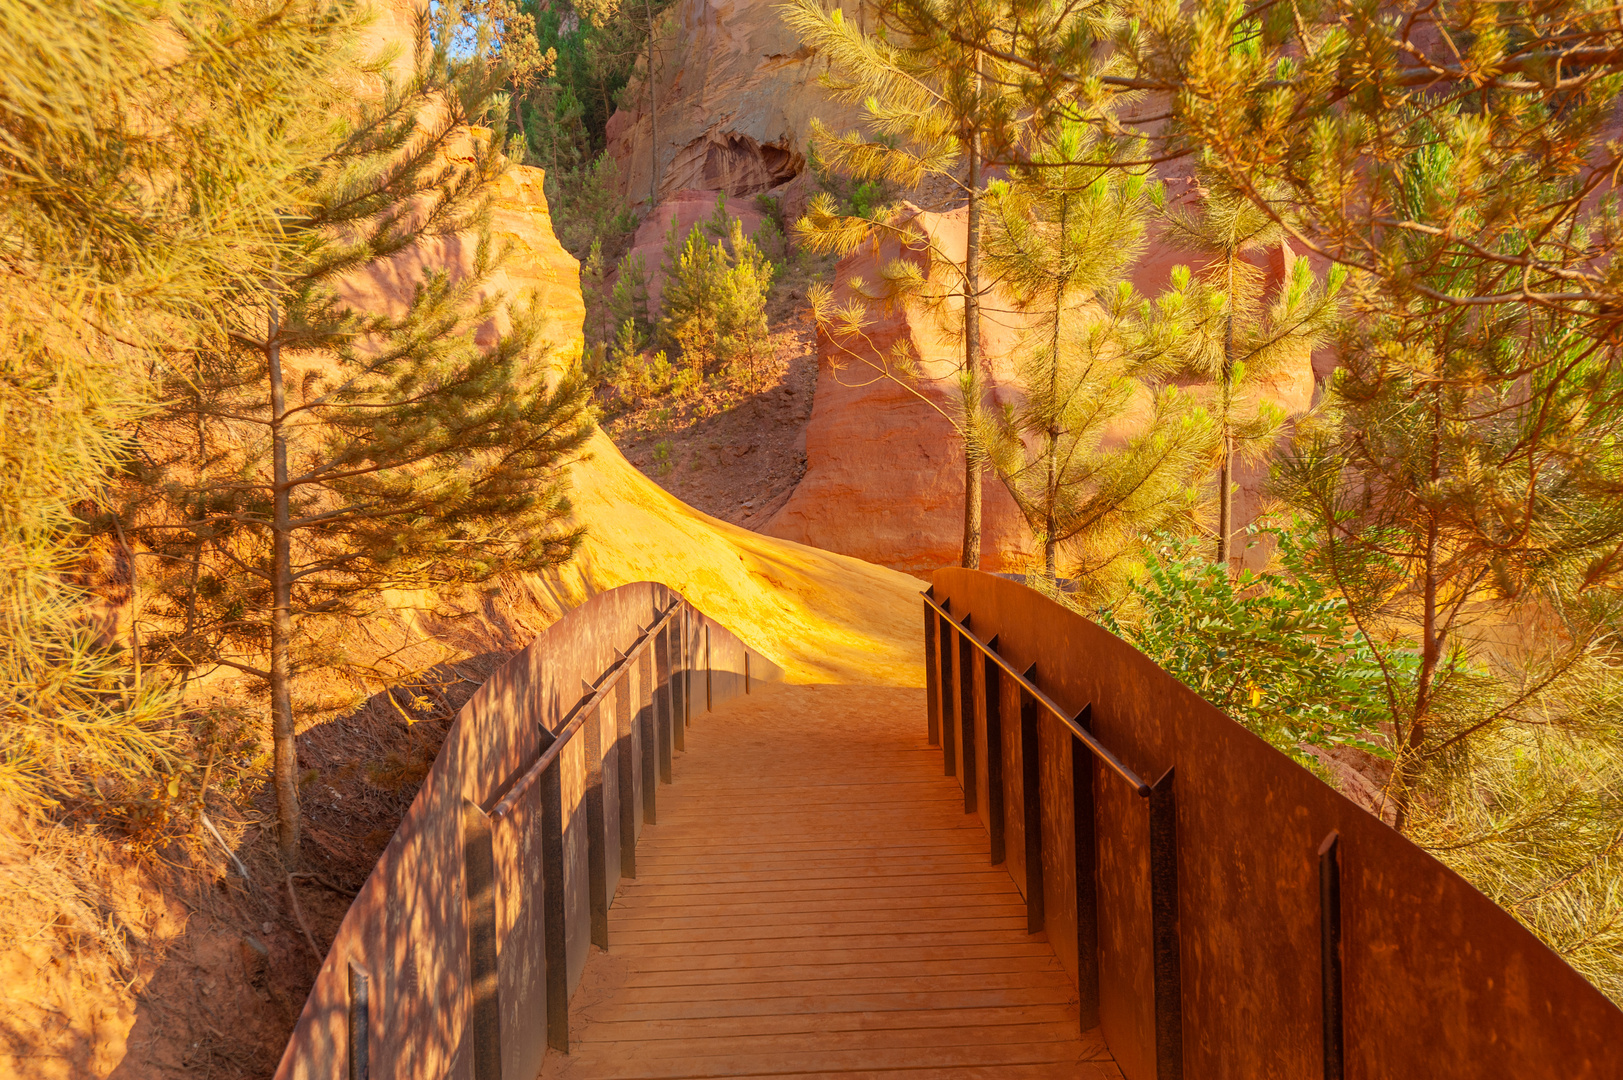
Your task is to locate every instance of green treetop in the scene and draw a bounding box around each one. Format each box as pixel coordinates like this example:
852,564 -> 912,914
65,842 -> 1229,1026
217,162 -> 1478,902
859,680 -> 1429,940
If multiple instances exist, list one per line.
1156,168 -> 1343,567
981,126 -> 1216,591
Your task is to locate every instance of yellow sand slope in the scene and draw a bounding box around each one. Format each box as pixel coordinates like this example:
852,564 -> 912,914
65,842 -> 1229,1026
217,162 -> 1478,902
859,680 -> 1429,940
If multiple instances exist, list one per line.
484,165 -> 924,686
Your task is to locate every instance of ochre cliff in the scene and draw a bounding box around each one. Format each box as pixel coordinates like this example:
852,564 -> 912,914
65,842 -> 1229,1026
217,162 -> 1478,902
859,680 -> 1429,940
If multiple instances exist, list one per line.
605,0 -> 862,211
602,0 -> 1320,574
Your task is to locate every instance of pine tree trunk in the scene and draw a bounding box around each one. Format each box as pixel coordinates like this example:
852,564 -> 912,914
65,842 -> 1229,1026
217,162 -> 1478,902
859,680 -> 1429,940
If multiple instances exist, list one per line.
267,301 -> 301,866
1217,257 -> 1236,568
646,0 -> 659,209
1395,393 -> 1446,832
960,58 -> 984,571
1045,275 -> 1063,582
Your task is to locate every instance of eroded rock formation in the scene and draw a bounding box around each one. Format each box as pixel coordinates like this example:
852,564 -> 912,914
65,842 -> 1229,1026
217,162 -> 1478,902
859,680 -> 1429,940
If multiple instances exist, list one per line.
763,205 -> 1040,574
763,195 -> 1319,574
604,0 -> 860,213
600,0 -> 1321,574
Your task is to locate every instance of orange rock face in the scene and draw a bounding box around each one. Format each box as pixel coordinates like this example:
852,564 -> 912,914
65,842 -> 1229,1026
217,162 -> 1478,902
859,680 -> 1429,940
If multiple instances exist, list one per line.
333,150 -> 584,359
764,197 -> 1320,575
596,0 -> 1322,574
763,205 -> 1039,575
604,0 -> 861,211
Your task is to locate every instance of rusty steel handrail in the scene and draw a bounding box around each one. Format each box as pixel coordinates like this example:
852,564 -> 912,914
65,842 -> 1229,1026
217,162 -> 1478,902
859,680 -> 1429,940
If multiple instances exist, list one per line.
923,590 -> 1149,796
924,583 -> 1183,1077
491,599 -> 683,821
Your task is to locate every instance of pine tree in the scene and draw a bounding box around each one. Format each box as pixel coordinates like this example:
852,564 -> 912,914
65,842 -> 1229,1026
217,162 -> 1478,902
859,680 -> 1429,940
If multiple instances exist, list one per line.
784,0 -> 1007,568
785,0 -> 1141,568
0,0 -> 368,810
660,194 -> 775,381
1156,168 -> 1343,567
123,10 -> 594,864
981,126 -> 1216,590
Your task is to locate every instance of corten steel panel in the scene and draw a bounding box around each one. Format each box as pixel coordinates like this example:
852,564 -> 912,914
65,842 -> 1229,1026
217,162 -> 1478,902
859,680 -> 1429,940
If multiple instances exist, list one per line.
930,569 -> 1623,1080
599,687 -> 622,905
975,641 -> 995,840
561,730 -> 591,993
622,660 -> 645,849
924,606 -> 941,745
493,768 -> 545,1080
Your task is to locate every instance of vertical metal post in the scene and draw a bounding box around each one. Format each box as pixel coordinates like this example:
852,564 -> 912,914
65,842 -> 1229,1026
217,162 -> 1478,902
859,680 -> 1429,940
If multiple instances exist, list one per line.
616,671 -> 637,878
1071,706 -> 1099,1030
958,616 -> 977,815
347,961 -> 369,1080
924,598 -> 940,747
655,625 -> 673,784
583,687 -> 609,949
538,729 -> 569,1053
983,636 -> 1004,864
705,624 -> 712,712
745,652 -> 751,693
1148,766 -> 1183,1079
940,605 -> 957,778
1019,664 -> 1044,933
1320,831 -> 1345,1080
462,799 -> 502,1076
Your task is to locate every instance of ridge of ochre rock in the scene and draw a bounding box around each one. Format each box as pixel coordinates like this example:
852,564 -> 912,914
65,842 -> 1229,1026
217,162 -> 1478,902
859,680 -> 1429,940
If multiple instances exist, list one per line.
337,154 -> 923,684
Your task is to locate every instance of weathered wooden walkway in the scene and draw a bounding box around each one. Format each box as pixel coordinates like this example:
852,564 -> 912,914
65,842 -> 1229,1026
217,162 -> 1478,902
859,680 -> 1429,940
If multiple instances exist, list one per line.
541,683 -> 1120,1080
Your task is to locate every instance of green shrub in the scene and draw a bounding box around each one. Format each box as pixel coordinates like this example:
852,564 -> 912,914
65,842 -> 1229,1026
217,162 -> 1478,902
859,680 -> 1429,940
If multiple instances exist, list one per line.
610,251 -> 652,341
660,193 -> 775,380
549,153 -> 638,261
1101,530 -> 1396,765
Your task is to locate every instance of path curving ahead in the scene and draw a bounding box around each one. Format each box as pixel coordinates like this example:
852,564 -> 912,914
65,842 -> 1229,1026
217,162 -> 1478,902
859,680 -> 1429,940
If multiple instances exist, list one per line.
542,684 -> 1121,1080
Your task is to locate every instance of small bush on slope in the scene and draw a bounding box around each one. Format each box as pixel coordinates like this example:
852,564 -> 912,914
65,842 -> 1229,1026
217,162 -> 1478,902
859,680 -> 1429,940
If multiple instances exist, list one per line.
1100,530 -> 1623,1001
660,194 -> 775,383
1100,530 -> 1394,769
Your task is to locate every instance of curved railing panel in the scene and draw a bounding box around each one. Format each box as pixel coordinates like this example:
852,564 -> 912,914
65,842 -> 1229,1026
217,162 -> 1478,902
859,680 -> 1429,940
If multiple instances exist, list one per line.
927,568 -> 1622,1080
274,582 -> 781,1080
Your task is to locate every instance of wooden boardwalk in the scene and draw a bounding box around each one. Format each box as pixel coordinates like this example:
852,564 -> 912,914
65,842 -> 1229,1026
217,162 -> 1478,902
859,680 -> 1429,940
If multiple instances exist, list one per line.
541,683 -> 1121,1080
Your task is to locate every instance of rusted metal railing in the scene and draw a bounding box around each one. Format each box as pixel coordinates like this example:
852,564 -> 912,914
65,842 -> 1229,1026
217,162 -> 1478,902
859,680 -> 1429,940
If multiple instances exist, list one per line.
924,589 -> 1183,1078
274,583 -> 779,1080
924,569 -> 1623,1080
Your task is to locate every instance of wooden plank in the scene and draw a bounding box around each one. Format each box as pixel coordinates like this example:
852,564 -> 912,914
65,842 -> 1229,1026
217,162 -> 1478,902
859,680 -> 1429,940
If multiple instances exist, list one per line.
572,1020 -> 1084,1053
541,683 -> 1121,1080
622,956 -> 1069,987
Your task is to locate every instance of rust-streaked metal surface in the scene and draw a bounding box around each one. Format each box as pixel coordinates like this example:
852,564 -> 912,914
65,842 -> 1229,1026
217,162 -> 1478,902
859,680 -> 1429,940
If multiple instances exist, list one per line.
929,568 -> 1623,1080
273,582 -> 780,1080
